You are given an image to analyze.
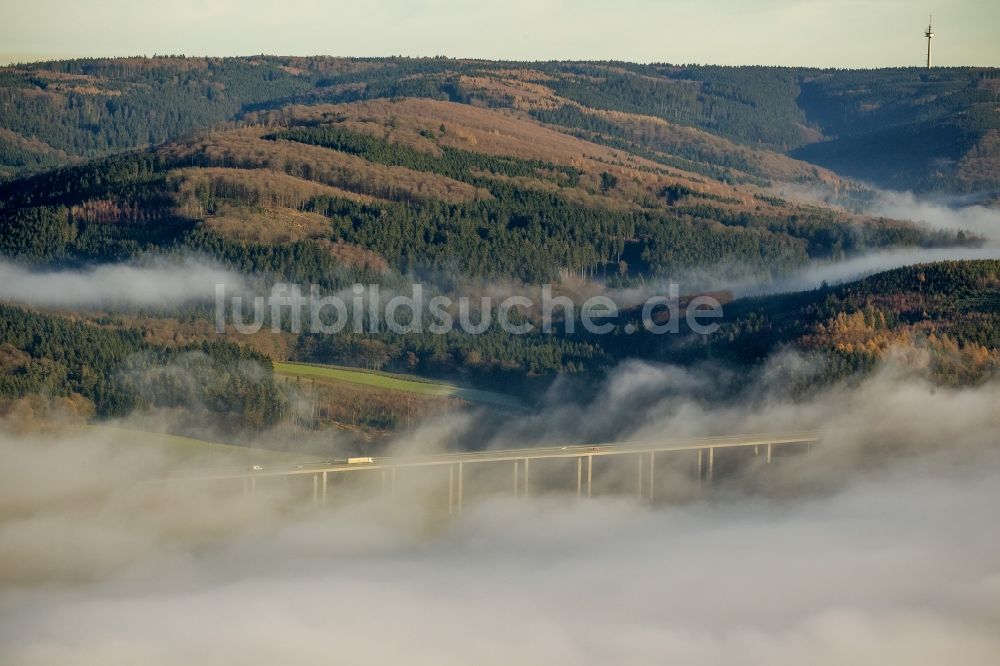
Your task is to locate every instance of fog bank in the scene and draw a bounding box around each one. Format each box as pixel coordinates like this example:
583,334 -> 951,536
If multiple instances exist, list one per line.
868,189 -> 1000,242
730,247 -> 1000,298
0,258 -> 244,307
1,357 -> 999,665
719,185 -> 1000,297
2,443 -> 998,665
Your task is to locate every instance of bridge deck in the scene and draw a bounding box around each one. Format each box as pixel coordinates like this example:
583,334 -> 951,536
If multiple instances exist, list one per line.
194,431 -> 821,481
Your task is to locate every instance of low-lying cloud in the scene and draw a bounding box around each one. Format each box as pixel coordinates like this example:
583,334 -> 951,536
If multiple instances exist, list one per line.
720,186 -> 1000,297
731,247 -> 1000,298
1,353 -> 998,665
0,257 -> 245,308
868,189 -> 1000,242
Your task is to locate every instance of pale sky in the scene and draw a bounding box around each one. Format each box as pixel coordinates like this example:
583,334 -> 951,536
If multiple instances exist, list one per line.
1,0 -> 998,67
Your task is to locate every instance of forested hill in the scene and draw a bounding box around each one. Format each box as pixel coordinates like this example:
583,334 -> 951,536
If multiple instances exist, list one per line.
600,259 -> 1000,390
0,95 -> 973,286
1,56 -> 997,436
688,259 -> 1000,387
1,261 -> 997,436
1,57 -> 998,193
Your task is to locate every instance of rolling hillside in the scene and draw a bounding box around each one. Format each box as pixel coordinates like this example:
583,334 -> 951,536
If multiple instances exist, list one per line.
1,56 -> 997,438
0,94 -> 974,287
663,259 -> 1000,387
3,260 -> 997,439
1,57 -> 997,193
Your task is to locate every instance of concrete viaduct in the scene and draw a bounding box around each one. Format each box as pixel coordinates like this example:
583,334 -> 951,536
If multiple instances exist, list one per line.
192,431 -> 821,510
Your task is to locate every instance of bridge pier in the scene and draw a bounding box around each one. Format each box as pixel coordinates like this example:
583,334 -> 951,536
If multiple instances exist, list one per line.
513,459 -> 519,497
321,471 -> 328,506
636,454 -> 644,499
448,465 -> 455,514
648,451 -> 656,501
444,463 -> 466,513
587,455 -> 593,497
576,457 -> 583,497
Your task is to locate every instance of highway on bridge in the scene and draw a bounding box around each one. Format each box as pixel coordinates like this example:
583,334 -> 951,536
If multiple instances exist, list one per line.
191,431 -> 822,510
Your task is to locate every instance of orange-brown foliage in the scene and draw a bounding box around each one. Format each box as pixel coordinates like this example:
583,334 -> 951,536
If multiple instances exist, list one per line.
161,129 -> 485,204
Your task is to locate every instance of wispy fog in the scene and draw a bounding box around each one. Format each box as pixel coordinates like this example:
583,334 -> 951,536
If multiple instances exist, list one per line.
868,189 -> 1000,242
712,185 -> 1000,297
0,258 -> 244,308
731,247 -> 1000,298
1,354 -> 998,665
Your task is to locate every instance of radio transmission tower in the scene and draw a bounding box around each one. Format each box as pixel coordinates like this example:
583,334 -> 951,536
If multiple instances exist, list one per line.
924,15 -> 935,69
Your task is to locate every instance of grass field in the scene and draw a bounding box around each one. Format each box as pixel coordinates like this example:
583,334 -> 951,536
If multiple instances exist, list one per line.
273,361 -> 524,409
